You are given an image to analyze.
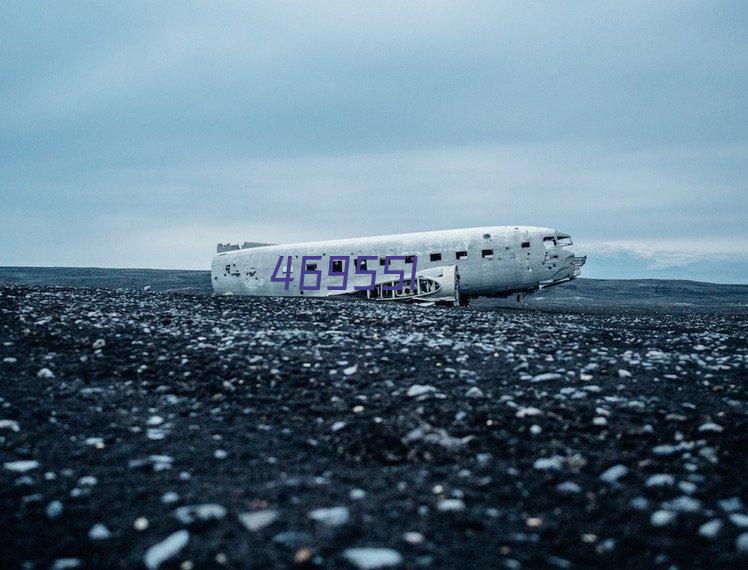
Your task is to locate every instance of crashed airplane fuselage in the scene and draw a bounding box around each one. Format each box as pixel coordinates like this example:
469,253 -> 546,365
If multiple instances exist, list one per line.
211,226 -> 585,305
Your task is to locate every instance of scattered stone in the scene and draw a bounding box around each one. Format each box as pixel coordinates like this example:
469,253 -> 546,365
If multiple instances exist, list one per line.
556,481 -> 582,495
89,523 -> 111,540
437,499 -> 466,512
406,385 -> 436,397
737,532 -> 748,554
600,464 -> 628,484
465,386 -> 484,398
531,373 -> 562,382
343,547 -> 403,569
645,474 -> 675,488
174,504 -> 227,525
239,509 -> 279,532
92,338 -> 106,349
46,500 -> 64,519
144,530 -> 190,570
534,456 -> 564,471
4,460 -> 40,473
651,510 -> 677,527
308,506 -> 350,527
37,368 -> 55,379
51,559 -> 82,570
699,519 -> 722,539
698,422 -> 723,433
0,419 -> 20,431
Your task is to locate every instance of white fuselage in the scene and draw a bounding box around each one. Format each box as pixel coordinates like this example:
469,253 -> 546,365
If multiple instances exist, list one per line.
211,226 -> 583,301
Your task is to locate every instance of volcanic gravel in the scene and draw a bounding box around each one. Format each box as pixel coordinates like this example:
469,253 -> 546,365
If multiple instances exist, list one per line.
1,285 -> 746,569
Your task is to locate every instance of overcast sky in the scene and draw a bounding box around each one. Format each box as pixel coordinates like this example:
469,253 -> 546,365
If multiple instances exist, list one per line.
2,1 -> 746,282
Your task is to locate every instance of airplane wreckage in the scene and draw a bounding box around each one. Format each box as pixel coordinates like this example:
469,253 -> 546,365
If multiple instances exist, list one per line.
212,226 -> 586,306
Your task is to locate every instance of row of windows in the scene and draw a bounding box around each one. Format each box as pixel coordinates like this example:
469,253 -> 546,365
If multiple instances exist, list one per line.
313,249 -> 508,272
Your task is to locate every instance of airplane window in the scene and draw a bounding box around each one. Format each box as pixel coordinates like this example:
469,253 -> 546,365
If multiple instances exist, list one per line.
358,259 -> 368,270
306,263 -> 317,271
521,242 -> 531,248
543,237 -> 557,249
332,260 -> 343,272
379,257 -> 386,266
456,251 -> 468,260
405,255 -> 415,263
482,249 -> 494,258
430,253 -> 442,262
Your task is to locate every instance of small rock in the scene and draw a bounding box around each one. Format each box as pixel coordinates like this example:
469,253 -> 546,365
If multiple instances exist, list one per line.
0,419 -> 20,431
331,421 -> 346,432
651,510 -> 677,527
404,531 -> 424,544
343,547 -> 403,569
37,368 -> 55,379
556,481 -> 582,495
46,500 -> 64,519
534,456 -> 564,471
437,499 -> 466,512
92,339 -> 106,349
89,523 -> 112,540
51,559 -> 82,570
308,506 -> 350,527
645,474 -> 675,488
214,449 -> 227,459
698,519 -> 722,539
239,509 -> 279,531
600,464 -> 628,484
698,422 -> 723,433
465,387 -> 484,399
2,357 -> 17,364
407,385 -> 436,397
174,504 -> 227,525
617,369 -> 632,379
350,489 -> 367,500
663,496 -> 701,513
147,415 -> 164,426
343,364 -> 358,376
161,492 -> 179,505
730,513 -> 748,528
4,460 -> 40,473
144,530 -> 190,569
516,407 -> 542,418
719,497 -> 744,513
531,373 -> 562,382
737,532 -> 748,553
529,424 -> 542,435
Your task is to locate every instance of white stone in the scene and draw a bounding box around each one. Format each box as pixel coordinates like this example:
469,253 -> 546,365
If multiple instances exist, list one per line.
46,500 -> 64,519
698,422 -> 723,433
89,523 -> 111,540
737,532 -> 748,553
0,419 -> 20,431
343,548 -> 403,569
4,460 -> 40,473
437,499 -> 466,512
343,364 -> 358,376
617,369 -> 632,379
730,513 -> 748,528
92,339 -> 106,349
651,510 -> 677,527
404,531 -> 424,544
37,368 -> 55,379
406,385 -> 436,397
161,492 -> 179,504
147,415 -> 164,426
465,387 -> 484,399
174,504 -> 227,525
600,464 -> 628,484
663,496 -> 701,513
698,519 -> 722,539
331,421 -> 346,432
556,481 -> 582,494
645,474 -> 675,488
530,373 -> 562,382
309,506 -> 350,527
238,509 -> 279,531
144,530 -> 190,570
516,407 -> 542,418
534,456 -> 564,471
2,357 -> 17,364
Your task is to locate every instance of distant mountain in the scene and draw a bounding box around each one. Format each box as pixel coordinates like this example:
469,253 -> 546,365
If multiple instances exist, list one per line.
1,266 -> 746,310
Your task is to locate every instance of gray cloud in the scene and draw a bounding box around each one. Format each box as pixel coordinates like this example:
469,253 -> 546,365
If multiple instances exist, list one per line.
1,2 -> 746,281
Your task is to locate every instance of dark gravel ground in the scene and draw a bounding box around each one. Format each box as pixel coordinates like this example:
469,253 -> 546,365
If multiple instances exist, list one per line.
1,284 -> 746,569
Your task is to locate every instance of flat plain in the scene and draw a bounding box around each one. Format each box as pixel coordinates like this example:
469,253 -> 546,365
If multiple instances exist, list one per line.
0,271 -> 746,568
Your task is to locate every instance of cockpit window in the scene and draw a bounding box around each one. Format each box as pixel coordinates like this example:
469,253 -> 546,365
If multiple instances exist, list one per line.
556,236 -> 573,247
543,236 -> 556,249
